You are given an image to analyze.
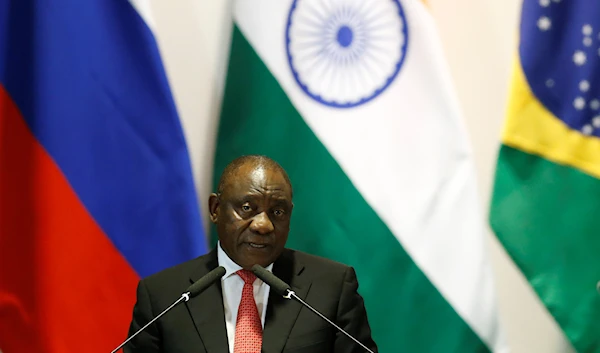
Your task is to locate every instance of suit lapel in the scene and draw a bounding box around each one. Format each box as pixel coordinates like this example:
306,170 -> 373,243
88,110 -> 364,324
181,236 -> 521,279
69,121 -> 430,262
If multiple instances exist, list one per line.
185,249 -> 229,353
262,250 -> 312,353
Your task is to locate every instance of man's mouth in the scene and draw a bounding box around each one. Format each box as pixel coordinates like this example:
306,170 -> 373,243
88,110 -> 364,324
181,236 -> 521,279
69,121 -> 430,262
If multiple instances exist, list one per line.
247,242 -> 267,249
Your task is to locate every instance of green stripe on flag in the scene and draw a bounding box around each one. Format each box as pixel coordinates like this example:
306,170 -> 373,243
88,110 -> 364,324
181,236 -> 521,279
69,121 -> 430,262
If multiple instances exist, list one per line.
490,145 -> 600,353
212,25 -> 490,353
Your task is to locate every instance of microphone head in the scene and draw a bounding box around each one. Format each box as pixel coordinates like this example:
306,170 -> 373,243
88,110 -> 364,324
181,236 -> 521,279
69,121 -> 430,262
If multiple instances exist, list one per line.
187,266 -> 226,298
251,264 -> 291,296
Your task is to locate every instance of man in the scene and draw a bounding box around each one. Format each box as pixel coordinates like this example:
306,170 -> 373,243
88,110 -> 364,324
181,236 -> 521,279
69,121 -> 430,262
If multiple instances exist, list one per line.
124,155 -> 377,353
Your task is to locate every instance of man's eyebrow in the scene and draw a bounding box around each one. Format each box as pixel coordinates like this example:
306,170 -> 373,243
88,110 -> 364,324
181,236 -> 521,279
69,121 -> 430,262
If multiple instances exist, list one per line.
271,198 -> 292,207
237,194 -> 260,201
270,194 -> 289,199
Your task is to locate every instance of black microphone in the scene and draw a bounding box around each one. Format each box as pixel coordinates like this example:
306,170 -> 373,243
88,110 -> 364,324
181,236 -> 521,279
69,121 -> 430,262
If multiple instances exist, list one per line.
186,266 -> 227,297
110,266 -> 226,353
251,265 -> 375,353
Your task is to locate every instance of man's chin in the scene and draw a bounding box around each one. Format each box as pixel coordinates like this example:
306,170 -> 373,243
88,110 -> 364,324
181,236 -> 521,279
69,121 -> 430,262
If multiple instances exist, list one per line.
234,244 -> 284,269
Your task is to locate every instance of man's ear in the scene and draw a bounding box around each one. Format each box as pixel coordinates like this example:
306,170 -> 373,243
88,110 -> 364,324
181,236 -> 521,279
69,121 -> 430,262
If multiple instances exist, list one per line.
208,193 -> 220,223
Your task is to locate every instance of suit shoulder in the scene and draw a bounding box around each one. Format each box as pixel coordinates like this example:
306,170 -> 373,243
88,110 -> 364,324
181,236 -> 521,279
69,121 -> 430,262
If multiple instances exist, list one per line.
286,248 -> 352,274
141,252 -> 211,286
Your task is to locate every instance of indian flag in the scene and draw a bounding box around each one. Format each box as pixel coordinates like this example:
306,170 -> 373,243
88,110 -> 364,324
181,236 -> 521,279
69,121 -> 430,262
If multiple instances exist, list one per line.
490,1 -> 600,352
213,0 -> 507,351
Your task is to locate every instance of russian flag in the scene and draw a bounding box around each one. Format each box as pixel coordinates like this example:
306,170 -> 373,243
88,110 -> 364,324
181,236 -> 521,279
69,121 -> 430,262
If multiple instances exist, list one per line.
0,0 -> 207,352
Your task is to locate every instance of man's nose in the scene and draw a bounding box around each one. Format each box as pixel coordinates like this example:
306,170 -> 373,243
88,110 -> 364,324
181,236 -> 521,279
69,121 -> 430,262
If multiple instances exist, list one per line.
250,211 -> 274,234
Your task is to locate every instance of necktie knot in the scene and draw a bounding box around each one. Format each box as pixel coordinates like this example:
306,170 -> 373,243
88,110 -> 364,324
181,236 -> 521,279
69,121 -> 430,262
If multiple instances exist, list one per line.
237,269 -> 257,284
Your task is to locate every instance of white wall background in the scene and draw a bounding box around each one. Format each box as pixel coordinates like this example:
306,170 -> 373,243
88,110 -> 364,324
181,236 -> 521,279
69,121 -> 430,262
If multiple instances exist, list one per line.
146,1 -> 574,352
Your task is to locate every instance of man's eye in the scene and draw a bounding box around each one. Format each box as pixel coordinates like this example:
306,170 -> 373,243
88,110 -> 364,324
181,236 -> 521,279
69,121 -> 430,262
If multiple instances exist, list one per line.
241,205 -> 252,212
273,209 -> 284,216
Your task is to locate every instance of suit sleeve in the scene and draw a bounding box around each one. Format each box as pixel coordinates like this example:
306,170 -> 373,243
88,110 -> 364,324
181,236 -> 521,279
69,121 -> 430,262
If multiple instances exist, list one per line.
123,279 -> 161,353
334,267 -> 378,353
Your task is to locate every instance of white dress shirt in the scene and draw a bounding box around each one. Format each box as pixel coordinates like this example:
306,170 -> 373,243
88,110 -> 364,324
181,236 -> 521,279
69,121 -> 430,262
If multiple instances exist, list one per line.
217,242 -> 273,353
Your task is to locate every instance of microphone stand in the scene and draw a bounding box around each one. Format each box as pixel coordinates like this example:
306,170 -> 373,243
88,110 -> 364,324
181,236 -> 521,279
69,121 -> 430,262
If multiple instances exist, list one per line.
282,289 -> 376,353
110,292 -> 191,353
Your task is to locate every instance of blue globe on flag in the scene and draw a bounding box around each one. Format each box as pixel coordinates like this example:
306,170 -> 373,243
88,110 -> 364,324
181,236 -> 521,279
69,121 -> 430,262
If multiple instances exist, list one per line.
285,0 -> 408,108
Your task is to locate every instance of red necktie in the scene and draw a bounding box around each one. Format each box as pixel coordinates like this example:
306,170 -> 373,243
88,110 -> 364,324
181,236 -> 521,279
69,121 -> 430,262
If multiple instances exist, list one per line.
233,270 -> 262,353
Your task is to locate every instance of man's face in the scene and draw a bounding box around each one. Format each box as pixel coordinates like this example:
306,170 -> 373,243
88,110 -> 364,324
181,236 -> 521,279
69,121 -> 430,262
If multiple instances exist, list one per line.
209,163 -> 293,269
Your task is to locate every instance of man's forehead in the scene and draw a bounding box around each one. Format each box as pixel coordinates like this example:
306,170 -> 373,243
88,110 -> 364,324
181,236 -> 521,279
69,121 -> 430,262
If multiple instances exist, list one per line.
221,163 -> 291,194
232,163 -> 282,180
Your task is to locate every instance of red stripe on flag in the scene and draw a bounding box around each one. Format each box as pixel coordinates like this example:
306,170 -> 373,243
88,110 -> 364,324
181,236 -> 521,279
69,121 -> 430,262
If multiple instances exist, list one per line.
0,85 -> 139,352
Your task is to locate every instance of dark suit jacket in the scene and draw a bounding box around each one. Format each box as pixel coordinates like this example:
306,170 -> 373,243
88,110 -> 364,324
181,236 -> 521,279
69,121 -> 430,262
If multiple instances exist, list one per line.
124,248 -> 378,353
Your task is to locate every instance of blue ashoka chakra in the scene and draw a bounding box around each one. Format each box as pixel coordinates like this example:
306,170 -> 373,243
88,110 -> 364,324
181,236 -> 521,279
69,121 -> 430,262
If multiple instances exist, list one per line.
285,0 -> 409,108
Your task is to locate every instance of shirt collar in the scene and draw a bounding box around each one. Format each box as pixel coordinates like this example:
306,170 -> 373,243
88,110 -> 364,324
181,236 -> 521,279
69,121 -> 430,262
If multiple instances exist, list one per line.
217,241 -> 274,280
